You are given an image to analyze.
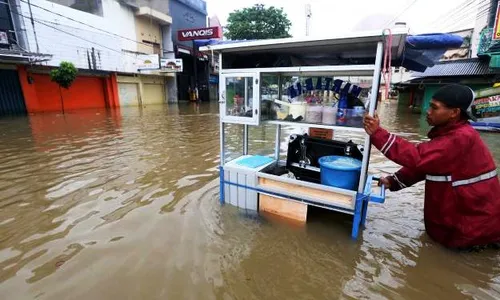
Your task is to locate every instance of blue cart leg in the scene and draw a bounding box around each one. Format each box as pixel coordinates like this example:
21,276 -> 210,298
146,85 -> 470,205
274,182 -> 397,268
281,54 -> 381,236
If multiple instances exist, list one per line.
351,213 -> 361,239
360,200 -> 369,227
219,166 -> 225,205
351,195 -> 363,239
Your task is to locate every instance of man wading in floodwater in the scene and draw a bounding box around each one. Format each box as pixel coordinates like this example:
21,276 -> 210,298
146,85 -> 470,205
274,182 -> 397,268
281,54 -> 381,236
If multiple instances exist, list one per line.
363,84 -> 500,250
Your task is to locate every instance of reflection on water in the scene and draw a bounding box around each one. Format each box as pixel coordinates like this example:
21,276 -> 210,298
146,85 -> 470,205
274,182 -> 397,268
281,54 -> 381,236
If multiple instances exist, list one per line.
0,101 -> 498,299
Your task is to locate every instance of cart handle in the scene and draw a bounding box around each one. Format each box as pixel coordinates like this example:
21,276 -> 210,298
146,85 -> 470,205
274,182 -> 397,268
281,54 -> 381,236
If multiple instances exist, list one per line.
367,176 -> 386,203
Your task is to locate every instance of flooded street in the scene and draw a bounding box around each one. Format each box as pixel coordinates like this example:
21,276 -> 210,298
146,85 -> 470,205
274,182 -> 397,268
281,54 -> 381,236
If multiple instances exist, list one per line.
0,102 -> 498,299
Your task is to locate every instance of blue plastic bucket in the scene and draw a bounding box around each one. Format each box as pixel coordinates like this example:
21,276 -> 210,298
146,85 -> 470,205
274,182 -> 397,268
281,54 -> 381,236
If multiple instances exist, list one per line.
318,155 -> 362,190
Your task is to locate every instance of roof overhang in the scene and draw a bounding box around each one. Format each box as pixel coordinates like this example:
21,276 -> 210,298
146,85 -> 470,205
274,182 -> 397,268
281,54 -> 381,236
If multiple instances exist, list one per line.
199,28 -> 408,62
397,76 -> 498,86
0,50 -> 52,64
135,7 -> 172,25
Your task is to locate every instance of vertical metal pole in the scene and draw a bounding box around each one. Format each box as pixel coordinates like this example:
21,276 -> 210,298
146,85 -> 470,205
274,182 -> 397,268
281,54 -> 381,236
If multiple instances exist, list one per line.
220,122 -> 225,165
244,76 -> 248,107
219,52 -> 225,166
243,76 -> 249,155
27,0 -> 39,53
305,4 -> 311,37
244,125 -> 248,155
357,41 -> 384,193
275,74 -> 282,160
274,124 -> 281,160
277,74 -> 282,101
192,40 -> 198,96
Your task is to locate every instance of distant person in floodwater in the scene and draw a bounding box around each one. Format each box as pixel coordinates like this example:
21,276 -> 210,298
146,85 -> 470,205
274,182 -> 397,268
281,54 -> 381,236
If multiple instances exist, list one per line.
363,84 -> 500,250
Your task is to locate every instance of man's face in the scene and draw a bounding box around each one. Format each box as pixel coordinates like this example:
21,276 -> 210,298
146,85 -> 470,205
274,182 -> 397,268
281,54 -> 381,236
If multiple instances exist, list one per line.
426,99 -> 460,126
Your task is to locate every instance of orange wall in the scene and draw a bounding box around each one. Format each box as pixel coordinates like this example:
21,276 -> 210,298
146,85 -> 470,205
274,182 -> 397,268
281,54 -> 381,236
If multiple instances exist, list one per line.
17,67 -> 41,112
18,67 -> 120,113
104,73 -> 120,109
61,76 -> 107,111
32,74 -> 63,112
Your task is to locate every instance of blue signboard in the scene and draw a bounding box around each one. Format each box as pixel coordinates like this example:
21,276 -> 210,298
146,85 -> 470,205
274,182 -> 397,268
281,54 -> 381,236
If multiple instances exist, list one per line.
209,75 -> 219,84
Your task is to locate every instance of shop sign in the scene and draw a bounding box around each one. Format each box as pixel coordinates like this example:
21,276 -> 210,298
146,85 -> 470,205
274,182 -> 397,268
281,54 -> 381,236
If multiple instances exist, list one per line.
137,54 -> 160,70
494,4 -> 500,40
472,95 -> 500,118
178,26 -> 222,41
209,75 -> 219,84
160,58 -> 183,72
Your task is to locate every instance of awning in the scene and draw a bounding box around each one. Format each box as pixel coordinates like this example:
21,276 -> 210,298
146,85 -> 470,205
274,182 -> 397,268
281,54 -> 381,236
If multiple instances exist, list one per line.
410,58 -> 499,78
198,30 -> 464,73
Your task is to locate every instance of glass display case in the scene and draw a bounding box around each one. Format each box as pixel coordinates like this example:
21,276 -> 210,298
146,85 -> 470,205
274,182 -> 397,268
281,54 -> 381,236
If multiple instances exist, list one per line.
219,66 -> 376,130
219,73 -> 260,126
208,32 -> 399,238
260,73 -> 374,129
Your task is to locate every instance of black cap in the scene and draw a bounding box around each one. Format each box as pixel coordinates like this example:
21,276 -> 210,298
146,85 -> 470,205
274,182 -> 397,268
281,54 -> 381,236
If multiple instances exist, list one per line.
432,84 -> 476,121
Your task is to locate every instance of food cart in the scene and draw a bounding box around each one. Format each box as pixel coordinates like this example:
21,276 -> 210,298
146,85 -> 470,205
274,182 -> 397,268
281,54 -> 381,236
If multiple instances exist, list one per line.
199,29 -> 463,238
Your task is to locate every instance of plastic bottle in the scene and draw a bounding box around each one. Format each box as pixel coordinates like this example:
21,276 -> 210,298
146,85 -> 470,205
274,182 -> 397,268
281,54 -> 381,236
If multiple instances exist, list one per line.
336,92 -> 348,125
336,82 -> 351,126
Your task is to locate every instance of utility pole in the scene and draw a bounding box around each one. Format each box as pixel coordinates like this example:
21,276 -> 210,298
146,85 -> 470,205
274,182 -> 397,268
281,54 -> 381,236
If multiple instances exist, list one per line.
27,0 -> 39,53
305,4 -> 311,37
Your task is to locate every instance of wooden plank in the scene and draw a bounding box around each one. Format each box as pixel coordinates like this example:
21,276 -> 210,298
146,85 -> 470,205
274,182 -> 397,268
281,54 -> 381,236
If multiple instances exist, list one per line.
258,177 -> 353,207
259,194 -> 308,222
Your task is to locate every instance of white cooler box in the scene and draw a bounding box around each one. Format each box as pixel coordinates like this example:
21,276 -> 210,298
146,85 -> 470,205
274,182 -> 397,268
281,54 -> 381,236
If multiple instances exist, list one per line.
223,155 -> 275,210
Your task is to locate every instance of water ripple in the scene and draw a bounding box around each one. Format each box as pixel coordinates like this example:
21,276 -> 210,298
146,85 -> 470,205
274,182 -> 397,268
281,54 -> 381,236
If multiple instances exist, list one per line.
0,103 -> 498,299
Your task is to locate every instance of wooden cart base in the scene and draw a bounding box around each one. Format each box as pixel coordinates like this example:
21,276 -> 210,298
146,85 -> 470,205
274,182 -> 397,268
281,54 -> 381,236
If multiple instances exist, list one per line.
219,165 -> 385,239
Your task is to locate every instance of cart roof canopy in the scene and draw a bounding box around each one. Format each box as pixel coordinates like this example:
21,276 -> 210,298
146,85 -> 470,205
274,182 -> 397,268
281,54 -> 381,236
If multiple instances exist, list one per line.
198,29 -> 464,72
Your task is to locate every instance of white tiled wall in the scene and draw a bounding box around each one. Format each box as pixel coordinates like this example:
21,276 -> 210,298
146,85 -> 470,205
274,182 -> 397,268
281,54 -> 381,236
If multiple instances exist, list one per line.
19,0 -> 168,73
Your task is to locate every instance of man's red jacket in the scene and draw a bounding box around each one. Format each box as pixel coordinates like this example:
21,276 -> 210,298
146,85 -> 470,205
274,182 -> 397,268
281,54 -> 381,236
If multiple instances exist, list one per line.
371,120 -> 500,248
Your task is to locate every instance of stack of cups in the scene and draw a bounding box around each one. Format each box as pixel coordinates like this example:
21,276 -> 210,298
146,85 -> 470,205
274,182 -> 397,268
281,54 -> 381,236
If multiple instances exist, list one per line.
322,105 -> 338,125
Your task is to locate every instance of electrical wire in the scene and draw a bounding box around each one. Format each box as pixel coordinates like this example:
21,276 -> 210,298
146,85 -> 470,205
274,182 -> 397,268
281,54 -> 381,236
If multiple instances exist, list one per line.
439,2 -> 490,26
441,16 -> 477,32
17,0 -> 164,50
429,0 -> 490,30
477,2 -> 497,18
7,8 -> 141,60
437,5 -> 485,32
1,1 -> 172,61
449,5 -> 494,32
424,0 -> 474,27
426,1 -> 487,32
435,10 -> 487,33
383,0 -> 420,28
436,0 -> 486,23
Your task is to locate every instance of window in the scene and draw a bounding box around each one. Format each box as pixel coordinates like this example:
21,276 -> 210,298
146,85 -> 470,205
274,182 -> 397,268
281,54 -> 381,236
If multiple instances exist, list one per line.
153,44 -> 161,55
48,0 -> 103,16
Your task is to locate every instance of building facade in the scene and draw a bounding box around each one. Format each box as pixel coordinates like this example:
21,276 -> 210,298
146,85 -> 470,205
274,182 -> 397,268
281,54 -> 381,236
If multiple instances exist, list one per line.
396,1 -> 500,115
0,0 -> 175,115
0,0 -> 52,115
169,0 -> 209,101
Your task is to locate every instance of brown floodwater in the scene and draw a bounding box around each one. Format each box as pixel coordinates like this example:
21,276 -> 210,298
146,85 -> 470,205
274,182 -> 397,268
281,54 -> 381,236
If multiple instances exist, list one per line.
0,101 -> 498,300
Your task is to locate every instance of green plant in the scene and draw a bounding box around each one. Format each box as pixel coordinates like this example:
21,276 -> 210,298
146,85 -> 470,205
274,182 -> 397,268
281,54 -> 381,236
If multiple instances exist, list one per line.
50,62 -> 77,89
225,4 -> 292,40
